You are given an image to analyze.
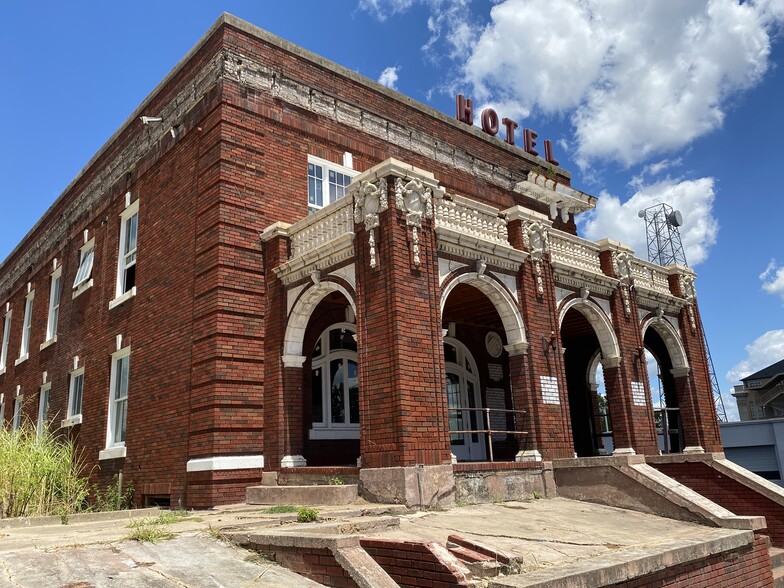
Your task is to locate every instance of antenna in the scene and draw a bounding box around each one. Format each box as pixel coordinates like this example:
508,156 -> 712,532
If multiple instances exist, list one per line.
639,202 -> 728,423
638,203 -> 687,266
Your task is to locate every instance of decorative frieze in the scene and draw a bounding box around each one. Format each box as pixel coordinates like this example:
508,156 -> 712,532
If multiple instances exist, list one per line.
395,177 -> 434,266
353,178 -> 388,269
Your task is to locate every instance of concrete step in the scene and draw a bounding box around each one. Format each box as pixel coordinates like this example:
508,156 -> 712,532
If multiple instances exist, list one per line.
245,484 -> 358,506
771,547 -> 784,569
448,545 -> 507,579
774,564 -> 784,588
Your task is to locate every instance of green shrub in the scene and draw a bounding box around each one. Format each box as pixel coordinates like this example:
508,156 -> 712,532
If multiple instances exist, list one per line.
90,473 -> 134,511
296,507 -> 319,523
0,420 -> 90,519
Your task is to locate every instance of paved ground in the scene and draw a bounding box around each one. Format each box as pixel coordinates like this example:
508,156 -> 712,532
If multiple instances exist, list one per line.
0,499 -> 743,587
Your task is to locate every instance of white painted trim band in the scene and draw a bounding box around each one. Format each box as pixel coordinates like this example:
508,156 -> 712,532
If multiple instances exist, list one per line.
186,455 -> 264,472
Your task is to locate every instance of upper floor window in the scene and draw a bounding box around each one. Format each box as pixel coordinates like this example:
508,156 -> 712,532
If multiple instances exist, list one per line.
307,156 -> 356,214
107,347 -> 130,448
113,198 -> 139,304
17,290 -> 34,363
0,310 -> 11,373
45,266 -> 62,344
73,238 -> 95,297
310,322 -> 359,439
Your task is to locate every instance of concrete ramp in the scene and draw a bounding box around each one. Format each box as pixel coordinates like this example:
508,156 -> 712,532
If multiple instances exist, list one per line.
552,455 -> 764,532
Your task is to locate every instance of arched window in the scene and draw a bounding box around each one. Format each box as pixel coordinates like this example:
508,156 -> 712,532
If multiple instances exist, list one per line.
310,323 -> 359,439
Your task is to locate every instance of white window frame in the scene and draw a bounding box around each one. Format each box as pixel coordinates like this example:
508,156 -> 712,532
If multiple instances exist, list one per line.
309,322 -> 359,440
62,367 -> 84,427
43,267 -> 62,348
16,291 -> 34,365
12,394 -> 23,431
37,383 -> 51,437
73,238 -> 95,298
0,394 -> 5,431
307,156 -> 356,213
0,310 -> 11,374
110,199 -> 139,309
100,346 -> 130,460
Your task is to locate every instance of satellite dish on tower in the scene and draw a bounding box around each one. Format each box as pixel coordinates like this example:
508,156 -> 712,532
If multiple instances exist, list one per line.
637,210 -> 646,218
667,210 -> 683,227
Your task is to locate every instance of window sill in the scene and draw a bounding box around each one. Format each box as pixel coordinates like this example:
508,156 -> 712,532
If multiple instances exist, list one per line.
61,414 -> 82,428
14,354 -> 28,367
0,367 -> 5,376
72,279 -> 94,300
98,445 -> 127,460
309,428 -> 360,440
40,337 -> 57,351
109,287 -> 136,310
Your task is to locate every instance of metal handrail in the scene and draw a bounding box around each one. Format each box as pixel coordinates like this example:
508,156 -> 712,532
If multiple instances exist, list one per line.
447,407 -> 527,462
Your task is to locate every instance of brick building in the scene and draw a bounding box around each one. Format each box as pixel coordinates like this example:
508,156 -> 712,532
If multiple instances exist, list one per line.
0,14 -> 721,508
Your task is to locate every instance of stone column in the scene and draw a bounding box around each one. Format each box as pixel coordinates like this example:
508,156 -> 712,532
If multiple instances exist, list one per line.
504,206 -> 575,460
668,267 -> 721,452
598,240 -> 659,456
352,159 -> 454,508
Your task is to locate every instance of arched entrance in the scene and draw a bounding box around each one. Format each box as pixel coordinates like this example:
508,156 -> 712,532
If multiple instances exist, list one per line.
643,318 -> 689,454
444,338 -> 484,461
559,299 -> 621,457
440,275 -> 526,462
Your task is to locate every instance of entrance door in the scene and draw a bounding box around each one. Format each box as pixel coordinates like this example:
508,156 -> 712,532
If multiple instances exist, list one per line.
445,340 -> 486,461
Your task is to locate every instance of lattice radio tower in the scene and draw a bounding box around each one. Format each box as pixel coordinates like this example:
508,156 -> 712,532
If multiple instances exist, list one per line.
638,204 -> 728,422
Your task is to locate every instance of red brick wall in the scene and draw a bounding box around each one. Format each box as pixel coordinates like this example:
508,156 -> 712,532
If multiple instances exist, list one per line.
250,543 -> 358,588
652,461 -> 784,547
611,533 -> 773,587
361,538 -> 474,587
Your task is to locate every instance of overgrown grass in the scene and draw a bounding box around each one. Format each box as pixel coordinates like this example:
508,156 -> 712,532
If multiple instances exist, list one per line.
125,510 -> 189,543
0,420 -> 89,519
90,473 -> 134,512
263,505 -> 298,514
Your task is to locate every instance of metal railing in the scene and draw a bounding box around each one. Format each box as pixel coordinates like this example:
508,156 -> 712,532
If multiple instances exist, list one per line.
447,407 -> 527,462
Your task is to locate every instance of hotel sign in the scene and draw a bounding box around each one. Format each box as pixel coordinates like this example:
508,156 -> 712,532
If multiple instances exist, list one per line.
455,95 -> 559,166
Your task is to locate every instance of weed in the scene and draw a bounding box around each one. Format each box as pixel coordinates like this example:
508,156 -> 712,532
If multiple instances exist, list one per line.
263,505 -> 298,514
0,419 -> 90,519
296,507 -> 319,523
328,476 -> 344,486
90,473 -> 134,512
154,510 -> 189,525
533,491 -> 542,500
126,522 -> 174,543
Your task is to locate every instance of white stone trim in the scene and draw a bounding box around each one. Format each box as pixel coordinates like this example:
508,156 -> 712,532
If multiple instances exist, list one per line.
60,414 -> 83,428
186,455 -> 264,472
109,286 -> 136,310
281,455 -> 307,468
613,447 -> 636,456
309,428 -> 360,440
641,317 -> 690,370
98,446 -> 127,461
282,355 -> 306,368
559,297 -> 621,364
683,446 -> 706,454
283,282 -> 356,358
515,450 -> 543,462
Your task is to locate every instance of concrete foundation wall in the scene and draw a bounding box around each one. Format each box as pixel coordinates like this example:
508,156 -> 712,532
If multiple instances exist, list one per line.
454,463 -> 555,504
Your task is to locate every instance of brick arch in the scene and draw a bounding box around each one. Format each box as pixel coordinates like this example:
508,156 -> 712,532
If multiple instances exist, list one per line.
283,280 -> 356,358
558,298 -> 620,362
440,272 -> 527,348
641,316 -> 689,370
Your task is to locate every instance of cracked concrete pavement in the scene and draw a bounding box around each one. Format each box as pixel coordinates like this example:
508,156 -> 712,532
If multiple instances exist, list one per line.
0,498 -> 744,586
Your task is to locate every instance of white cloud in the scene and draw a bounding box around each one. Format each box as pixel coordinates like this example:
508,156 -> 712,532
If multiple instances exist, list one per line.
726,330 -> 784,384
358,0 -> 415,21
579,176 -> 718,265
761,259 -> 784,303
378,66 -> 400,90
455,0 -> 784,167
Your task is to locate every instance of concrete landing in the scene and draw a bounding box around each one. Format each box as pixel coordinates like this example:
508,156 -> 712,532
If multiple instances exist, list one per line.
246,483 -> 359,505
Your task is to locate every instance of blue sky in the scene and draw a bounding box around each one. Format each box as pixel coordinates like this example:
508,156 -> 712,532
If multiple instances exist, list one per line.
1,1 -> 783,420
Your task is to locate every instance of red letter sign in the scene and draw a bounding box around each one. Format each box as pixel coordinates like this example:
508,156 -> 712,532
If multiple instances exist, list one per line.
481,109 -> 499,136
456,94 -> 473,126
502,118 -> 518,145
544,140 -> 559,166
523,129 -> 538,157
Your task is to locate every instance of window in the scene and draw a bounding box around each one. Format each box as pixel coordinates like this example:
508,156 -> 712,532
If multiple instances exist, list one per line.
67,368 -> 84,421
44,267 -> 62,344
0,394 -> 5,430
310,323 -> 359,439
0,310 -> 10,373
102,347 -> 130,459
115,200 -> 139,300
37,384 -> 51,437
12,394 -> 23,431
73,238 -> 95,296
17,291 -> 34,363
307,156 -> 356,213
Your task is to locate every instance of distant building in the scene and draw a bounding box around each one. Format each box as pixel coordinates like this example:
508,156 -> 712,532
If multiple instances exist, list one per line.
0,14 -> 721,509
732,359 -> 784,421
